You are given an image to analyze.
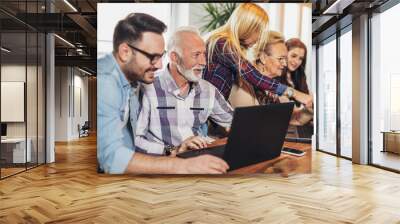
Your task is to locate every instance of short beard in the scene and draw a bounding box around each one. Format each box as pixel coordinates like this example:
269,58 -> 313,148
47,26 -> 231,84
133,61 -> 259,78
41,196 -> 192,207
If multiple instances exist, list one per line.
121,58 -> 139,83
122,57 -> 157,84
176,56 -> 202,83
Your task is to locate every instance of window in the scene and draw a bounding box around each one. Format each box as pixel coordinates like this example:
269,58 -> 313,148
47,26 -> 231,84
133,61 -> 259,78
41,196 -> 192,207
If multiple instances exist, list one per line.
316,25 -> 353,159
0,1 -> 46,179
317,36 -> 337,154
370,3 -> 400,171
339,28 -> 352,158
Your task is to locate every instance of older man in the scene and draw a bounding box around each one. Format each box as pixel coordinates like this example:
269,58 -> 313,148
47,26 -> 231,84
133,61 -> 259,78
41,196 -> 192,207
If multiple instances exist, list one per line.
135,26 -> 233,161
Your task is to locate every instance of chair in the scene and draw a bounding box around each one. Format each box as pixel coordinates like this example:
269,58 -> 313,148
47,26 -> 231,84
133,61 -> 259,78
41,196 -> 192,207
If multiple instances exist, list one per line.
78,121 -> 90,138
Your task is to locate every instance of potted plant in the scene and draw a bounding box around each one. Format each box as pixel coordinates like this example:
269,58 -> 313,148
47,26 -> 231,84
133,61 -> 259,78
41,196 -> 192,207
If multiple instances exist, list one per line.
201,3 -> 239,33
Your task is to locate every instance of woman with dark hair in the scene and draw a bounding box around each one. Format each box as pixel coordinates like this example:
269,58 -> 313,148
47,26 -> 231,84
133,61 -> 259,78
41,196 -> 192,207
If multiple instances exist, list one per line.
283,38 -> 309,94
281,38 -> 313,138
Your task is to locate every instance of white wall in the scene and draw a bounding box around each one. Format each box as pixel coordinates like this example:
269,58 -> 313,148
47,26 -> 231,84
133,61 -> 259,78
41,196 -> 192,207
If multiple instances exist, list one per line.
1,82 -> 25,122
1,65 -> 26,140
1,65 -> 38,137
54,67 -> 89,141
55,66 -> 68,141
188,3 -> 208,33
72,73 -> 89,138
1,64 -> 45,163
97,3 -> 172,59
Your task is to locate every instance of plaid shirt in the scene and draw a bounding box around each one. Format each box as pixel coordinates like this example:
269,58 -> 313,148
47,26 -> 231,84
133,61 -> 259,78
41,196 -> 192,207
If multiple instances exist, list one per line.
203,38 -> 287,100
135,66 -> 233,155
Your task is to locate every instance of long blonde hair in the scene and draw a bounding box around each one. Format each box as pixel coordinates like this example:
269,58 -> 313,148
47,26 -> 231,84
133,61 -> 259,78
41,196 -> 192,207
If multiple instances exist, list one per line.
207,3 -> 270,67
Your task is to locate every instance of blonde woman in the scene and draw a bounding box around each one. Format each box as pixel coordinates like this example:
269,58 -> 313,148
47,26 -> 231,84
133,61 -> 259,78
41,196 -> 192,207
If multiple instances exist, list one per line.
203,3 -> 312,110
229,31 -> 286,108
229,31 -> 312,127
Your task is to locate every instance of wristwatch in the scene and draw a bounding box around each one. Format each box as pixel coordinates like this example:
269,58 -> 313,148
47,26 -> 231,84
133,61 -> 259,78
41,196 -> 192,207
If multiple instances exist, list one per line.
164,145 -> 179,156
286,87 -> 294,99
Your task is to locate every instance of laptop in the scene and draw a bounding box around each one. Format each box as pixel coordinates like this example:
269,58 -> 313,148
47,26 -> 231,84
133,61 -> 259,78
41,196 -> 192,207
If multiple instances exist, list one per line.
285,104 -> 313,143
177,102 -> 294,171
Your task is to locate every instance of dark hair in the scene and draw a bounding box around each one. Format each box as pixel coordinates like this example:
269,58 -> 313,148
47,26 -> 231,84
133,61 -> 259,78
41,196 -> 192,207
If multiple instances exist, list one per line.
113,13 -> 167,52
286,38 -> 307,69
281,38 -> 309,94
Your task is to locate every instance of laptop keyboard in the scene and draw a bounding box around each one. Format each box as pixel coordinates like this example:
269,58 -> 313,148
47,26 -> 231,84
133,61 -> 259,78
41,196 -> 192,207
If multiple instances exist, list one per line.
177,145 -> 225,159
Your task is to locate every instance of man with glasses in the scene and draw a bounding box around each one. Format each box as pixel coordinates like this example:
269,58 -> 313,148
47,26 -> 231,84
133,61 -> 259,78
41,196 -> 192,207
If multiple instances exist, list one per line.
98,14 -> 228,174
135,27 -> 232,173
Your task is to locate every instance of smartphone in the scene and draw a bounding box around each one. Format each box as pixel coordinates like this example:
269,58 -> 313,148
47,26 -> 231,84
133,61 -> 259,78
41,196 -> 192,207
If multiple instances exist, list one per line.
281,147 -> 305,156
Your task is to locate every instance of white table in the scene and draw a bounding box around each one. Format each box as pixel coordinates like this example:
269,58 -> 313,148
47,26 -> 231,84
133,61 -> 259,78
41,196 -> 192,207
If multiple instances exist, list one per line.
1,138 -> 31,163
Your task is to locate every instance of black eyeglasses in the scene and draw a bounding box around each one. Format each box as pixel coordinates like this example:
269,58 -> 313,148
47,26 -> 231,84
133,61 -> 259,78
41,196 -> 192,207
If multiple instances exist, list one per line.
126,43 -> 165,65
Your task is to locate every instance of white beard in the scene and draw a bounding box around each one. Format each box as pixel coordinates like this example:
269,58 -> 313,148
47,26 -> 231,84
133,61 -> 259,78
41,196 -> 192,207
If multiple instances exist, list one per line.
176,63 -> 203,83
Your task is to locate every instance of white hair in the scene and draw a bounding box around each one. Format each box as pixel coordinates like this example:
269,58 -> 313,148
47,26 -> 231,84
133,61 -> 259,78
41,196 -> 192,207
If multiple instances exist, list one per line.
167,26 -> 201,55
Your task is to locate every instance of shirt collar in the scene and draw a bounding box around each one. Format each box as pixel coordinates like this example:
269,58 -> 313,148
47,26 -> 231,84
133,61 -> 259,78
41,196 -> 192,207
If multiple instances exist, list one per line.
163,64 -> 180,95
160,64 -> 196,98
108,53 -> 138,89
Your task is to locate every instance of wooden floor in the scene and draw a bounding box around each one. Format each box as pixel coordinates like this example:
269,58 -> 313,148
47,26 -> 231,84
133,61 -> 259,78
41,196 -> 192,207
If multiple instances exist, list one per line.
1,135 -> 400,223
372,151 -> 400,171
1,167 -> 26,178
1,163 -> 45,178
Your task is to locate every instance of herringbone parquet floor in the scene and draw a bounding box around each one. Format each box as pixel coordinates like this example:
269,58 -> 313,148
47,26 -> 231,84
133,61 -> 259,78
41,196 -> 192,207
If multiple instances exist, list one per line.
1,134 -> 400,223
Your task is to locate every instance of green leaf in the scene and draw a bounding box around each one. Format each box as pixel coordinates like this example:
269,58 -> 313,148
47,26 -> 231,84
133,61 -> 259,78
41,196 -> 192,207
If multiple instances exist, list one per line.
201,3 -> 239,33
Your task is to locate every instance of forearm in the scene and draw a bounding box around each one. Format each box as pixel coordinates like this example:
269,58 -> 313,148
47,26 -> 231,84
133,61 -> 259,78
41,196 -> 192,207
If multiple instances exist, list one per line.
135,135 -> 165,155
284,87 -> 305,101
236,58 -> 287,95
125,152 -> 185,174
216,42 -> 287,96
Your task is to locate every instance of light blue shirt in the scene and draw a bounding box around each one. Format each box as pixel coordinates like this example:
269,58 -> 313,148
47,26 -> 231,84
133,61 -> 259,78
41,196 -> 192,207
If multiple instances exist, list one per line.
97,53 -> 140,174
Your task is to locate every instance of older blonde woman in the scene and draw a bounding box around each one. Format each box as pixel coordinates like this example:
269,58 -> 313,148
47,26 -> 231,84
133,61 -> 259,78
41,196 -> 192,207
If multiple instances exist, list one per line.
229,31 -> 287,107
203,3 -> 313,110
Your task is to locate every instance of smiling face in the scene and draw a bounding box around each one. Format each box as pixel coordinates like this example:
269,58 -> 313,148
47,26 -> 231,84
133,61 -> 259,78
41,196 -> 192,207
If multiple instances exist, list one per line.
173,32 -> 206,82
260,42 -> 288,78
119,32 -> 165,84
287,47 -> 305,72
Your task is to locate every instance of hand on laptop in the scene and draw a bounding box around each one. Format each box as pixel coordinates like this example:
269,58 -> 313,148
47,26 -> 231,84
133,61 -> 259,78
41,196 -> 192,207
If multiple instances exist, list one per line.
177,154 -> 229,174
178,136 -> 209,153
292,89 -> 313,110
289,105 -> 313,126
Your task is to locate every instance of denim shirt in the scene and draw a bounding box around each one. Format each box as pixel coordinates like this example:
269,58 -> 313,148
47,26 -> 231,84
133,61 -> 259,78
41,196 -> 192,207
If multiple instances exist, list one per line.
97,53 -> 140,174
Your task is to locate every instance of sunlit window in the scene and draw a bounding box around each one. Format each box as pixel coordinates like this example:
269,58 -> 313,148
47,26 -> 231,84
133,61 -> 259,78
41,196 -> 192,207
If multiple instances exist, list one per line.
318,37 -> 337,154
340,29 -> 352,158
371,2 -> 400,171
